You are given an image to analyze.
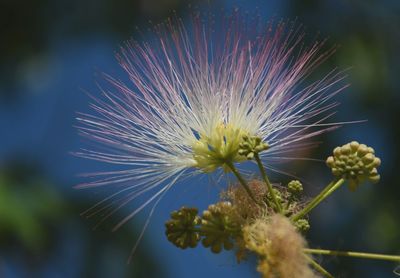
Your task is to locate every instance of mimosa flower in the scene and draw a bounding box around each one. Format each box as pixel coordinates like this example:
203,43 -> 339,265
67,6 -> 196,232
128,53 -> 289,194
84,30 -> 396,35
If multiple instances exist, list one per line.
76,12 -> 346,236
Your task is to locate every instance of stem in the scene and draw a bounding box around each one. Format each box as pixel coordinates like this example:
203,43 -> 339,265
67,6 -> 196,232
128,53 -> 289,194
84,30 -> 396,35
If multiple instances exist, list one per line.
292,178 -> 345,221
304,248 -> 400,262
305,255 -> 334,278
254,154 -> 282,213
226,162 -> 261,205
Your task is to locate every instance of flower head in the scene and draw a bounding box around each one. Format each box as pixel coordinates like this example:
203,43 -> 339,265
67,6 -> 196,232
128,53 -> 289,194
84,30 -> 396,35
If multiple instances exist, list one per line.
76,12 -> 346,232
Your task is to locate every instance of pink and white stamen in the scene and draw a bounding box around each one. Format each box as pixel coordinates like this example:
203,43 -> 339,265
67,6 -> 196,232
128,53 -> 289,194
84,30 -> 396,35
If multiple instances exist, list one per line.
76,11 -> 347,251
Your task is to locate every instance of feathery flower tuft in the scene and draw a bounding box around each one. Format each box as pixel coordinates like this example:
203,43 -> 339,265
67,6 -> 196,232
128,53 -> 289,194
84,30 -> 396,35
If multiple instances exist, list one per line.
243,214 -> 317,278
76,11 -> 347,240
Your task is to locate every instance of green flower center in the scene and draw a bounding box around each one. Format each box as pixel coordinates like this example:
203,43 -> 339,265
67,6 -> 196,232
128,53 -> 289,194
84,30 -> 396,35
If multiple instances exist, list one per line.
192,123 -> 248,173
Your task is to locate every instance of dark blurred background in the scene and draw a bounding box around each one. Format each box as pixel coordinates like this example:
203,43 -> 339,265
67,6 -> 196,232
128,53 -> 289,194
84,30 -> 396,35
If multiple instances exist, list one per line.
0,0 -> 399,277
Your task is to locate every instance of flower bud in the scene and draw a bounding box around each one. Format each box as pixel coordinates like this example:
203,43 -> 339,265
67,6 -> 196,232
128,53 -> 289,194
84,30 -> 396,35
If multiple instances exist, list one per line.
294,218 -> 310,232
200,202 -> 241,253
165,207 -> 201,249
326,141 -> 381,190
288,180 -> 303,196
238,135 -> 269,160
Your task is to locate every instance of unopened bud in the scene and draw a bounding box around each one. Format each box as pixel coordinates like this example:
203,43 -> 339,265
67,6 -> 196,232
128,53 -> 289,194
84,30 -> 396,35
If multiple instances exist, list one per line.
326,141 -> 381,190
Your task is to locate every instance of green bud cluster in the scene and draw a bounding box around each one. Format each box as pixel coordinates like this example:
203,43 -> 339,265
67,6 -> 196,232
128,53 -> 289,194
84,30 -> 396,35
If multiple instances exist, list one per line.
165,207 -> 201,249
165,203 -> 241,253
238,135 -> 269,160
277,180 -> 308,222
326,141 -> 381,190
200,202 -> 241,253
294,218 -> 310,232
288,180 -> 303,197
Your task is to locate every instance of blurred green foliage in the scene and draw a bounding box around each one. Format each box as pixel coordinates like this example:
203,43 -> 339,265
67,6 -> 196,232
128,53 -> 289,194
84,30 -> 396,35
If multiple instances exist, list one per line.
0,162 -> 164,277
0,163 -> 64,252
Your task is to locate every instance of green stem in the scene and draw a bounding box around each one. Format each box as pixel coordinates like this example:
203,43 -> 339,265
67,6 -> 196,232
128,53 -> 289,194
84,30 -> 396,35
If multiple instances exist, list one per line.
226,162 -> 260,206
304,248 -> 400,262
305,255 -> 334,278
292,178 -> 345,221
254,154 -> 282,213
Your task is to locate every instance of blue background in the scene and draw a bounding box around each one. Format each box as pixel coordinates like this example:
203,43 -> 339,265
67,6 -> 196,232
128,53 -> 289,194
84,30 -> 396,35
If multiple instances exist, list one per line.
0,0 -> 399,277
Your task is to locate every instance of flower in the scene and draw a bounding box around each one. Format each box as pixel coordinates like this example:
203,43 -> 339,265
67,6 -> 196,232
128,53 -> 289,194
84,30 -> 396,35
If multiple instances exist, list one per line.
76,12 -> 346,234
243,214 -> 317,278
